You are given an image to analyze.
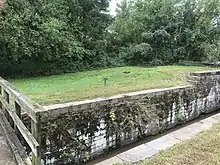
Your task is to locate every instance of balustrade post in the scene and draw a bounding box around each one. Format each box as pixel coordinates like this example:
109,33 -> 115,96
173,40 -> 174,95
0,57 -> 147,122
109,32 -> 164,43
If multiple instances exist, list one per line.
14,102 -> 21,136
3,90 -> 9,118
0,86 -> 2,110
31,118 -> 41,165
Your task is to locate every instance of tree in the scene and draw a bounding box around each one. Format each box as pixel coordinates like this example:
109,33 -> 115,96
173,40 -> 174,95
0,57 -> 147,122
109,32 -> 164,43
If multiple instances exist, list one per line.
0,0 -> 112,76
108,0 -> 220,65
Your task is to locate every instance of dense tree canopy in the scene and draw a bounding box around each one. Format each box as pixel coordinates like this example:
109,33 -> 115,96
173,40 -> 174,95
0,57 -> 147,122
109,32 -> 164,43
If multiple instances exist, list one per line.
0,0 -> 220,77
108,0 -> 220,65
0,0 -> 111,76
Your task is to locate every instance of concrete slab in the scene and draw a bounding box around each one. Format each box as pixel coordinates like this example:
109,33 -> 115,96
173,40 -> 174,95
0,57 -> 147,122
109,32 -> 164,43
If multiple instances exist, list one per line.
184,122 -> 211,133
146,135 -> 181,151
199,116 -> 219,127
95,156 -> 124,165
168,127 -> 197,141
210,114 -> 220,123
117,144 -> 158,163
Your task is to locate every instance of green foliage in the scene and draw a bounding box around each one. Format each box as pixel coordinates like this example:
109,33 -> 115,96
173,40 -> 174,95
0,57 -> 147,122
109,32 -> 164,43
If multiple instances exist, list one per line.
0,0 -> 111,76
123,43 -> 153,65
0,0 -> 220,77
108,0 -> 220,65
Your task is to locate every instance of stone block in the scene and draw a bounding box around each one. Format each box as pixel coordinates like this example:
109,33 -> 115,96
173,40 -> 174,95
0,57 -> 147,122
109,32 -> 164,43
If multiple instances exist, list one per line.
110,98 -> 119,104
90,102 -> 98,108
80,103 -> 90,110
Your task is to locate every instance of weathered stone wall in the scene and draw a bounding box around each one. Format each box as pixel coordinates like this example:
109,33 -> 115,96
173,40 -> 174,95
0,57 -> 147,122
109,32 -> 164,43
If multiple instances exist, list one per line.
40,70 -> 220,165
0,0 -> 5,9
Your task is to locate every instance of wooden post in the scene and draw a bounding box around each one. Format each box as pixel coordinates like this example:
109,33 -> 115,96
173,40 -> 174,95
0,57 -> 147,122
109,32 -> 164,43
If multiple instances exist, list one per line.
3,90 -> 9,103
3,90 -> 14,127
0,86 -> 2,110
3,90 -> 9,118
14,102 -> 21,136
0,100 -> 2,110
0,85 -> 2,95
31,118 -> 41,165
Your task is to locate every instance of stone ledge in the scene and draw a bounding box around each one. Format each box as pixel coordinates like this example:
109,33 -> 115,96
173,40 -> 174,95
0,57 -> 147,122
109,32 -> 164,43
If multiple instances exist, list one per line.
190,70 -> 220,76
43,85 -> 192,116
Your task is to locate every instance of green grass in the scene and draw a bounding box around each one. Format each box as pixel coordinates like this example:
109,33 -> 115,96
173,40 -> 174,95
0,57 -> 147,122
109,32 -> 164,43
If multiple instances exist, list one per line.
11,66 -> 217,105
134,124 -> 220,165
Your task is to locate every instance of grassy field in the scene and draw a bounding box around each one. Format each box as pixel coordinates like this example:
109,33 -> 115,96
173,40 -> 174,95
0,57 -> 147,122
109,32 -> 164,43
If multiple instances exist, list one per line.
134,124 -> 220,165
11,66 -> 217,105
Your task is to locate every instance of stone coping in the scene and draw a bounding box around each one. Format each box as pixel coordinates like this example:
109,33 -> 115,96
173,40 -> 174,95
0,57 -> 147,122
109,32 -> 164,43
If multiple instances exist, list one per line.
43,85 -> 192,111
43,69 -> 220,112
190,70 -> 220,76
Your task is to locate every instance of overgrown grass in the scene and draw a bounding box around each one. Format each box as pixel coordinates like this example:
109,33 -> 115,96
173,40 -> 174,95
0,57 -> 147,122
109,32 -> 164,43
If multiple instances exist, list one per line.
136,124 -> 220,165
11,66 -> 217,105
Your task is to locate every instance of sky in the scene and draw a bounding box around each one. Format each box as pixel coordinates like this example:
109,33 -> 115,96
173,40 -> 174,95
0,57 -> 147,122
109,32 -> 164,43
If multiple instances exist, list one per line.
109,0 -> 123,16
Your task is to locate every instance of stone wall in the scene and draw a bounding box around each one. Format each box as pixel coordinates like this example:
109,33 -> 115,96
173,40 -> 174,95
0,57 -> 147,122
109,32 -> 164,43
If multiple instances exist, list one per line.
40,70 -> 220,165
0,0 -> 4,9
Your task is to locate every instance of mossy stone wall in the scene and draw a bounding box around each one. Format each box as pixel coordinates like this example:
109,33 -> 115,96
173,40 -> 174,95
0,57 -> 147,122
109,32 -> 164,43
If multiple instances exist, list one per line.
40,70 -> 220,165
